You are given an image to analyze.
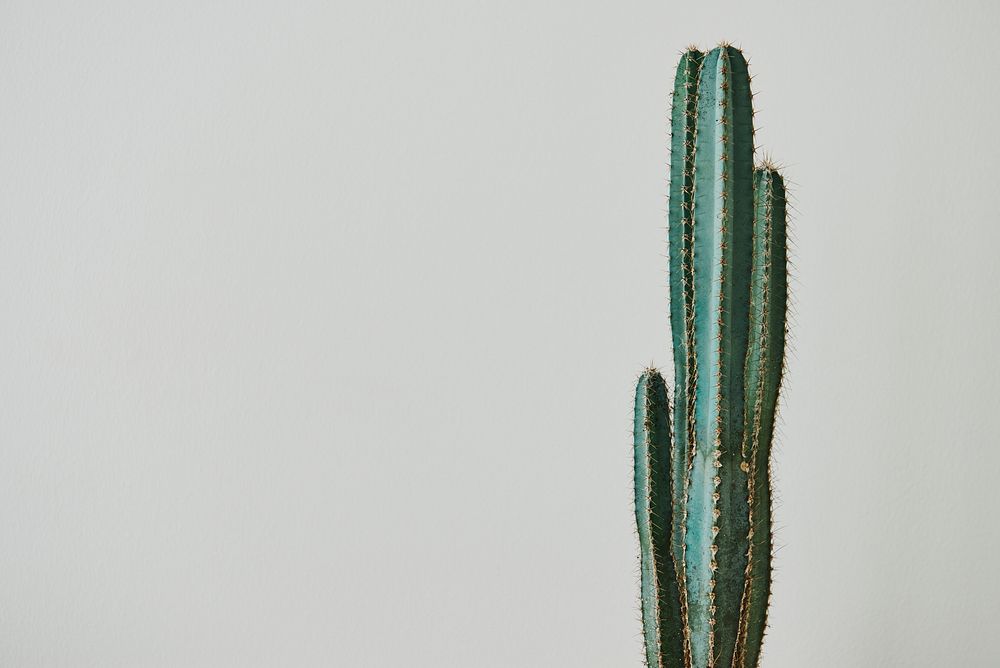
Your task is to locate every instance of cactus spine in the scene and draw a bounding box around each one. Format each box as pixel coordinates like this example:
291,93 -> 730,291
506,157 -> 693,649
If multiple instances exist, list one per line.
633,43 -> 788,668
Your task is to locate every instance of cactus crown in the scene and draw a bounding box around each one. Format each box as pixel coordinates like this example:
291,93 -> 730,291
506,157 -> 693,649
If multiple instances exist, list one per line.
633,43 -> 788,668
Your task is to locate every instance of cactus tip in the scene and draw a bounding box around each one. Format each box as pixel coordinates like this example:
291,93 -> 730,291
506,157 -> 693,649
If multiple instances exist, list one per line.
758,152 -> 783,173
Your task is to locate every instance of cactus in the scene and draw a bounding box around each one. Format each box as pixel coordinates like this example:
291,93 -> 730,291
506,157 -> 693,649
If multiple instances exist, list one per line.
633,43 -> 788,668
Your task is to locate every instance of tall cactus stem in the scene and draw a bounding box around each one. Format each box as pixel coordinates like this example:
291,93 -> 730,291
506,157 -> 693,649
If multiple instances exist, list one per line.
668,47 -> 703,667
634,370 -> 685,667
733,167 -> 787,668
683,45 -> 754,668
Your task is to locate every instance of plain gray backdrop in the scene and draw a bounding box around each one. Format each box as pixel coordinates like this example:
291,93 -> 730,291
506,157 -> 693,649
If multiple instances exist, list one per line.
2,1 -> 999,666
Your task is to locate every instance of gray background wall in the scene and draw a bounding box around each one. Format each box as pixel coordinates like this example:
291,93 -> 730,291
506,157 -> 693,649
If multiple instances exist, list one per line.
2,1 -> 998,666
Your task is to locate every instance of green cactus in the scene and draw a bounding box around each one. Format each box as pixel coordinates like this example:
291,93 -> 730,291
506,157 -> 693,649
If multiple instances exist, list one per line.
633,43 -> 788,668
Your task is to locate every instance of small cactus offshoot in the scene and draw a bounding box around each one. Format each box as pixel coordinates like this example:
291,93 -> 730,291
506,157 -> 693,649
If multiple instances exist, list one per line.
633,43 -> 788,668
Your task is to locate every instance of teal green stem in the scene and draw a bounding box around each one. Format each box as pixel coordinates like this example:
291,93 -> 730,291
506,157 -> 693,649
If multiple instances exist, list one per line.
634,370 -> 685,667
735,167 -> 787,668
684,45 -> 754,667
668,50 -> 703,612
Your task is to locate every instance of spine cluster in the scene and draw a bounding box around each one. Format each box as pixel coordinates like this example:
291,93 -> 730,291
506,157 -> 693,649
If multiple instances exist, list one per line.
633,43 -> 788,668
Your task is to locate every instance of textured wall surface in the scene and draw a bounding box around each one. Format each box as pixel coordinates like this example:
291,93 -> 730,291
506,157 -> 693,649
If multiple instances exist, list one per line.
1,1 -> 998,666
